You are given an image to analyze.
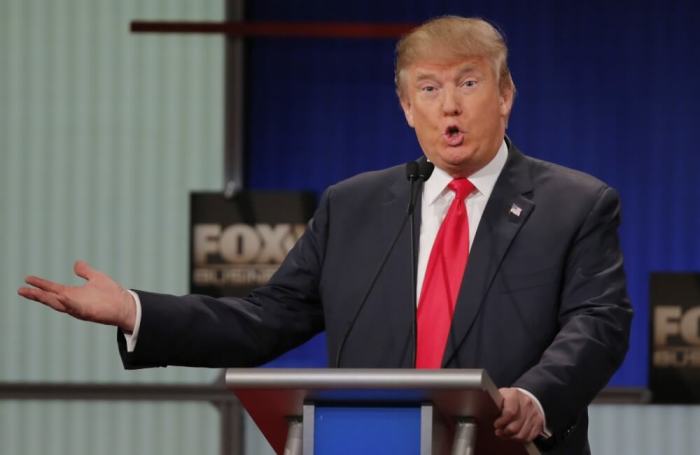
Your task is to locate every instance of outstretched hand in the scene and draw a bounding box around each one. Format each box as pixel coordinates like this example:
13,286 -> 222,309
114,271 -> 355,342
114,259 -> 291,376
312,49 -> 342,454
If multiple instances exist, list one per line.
18,261 -> 136,333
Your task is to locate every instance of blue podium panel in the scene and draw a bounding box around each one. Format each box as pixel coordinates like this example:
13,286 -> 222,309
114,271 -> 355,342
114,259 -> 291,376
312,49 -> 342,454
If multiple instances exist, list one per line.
314,406 -> 421,455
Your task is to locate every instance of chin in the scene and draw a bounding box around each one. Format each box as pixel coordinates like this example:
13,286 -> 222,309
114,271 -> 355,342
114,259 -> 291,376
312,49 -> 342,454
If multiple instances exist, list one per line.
435,160 -> 467,176
444,150 -> 476,165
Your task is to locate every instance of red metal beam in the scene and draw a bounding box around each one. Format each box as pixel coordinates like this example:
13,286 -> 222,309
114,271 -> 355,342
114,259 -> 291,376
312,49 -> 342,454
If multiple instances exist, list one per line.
130,21 -> 415,38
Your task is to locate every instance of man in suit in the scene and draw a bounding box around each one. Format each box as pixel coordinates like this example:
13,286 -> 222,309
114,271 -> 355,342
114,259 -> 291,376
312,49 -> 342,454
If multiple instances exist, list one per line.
19,16 -> 632,453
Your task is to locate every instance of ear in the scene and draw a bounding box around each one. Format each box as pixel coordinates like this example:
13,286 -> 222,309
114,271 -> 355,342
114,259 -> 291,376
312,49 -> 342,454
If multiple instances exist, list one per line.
498,85 -> 514,118
399,95 -> 415,128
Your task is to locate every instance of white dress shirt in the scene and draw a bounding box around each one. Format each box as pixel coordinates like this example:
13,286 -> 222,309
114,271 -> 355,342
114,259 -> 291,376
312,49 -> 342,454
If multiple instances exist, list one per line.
123,290 -> 141,352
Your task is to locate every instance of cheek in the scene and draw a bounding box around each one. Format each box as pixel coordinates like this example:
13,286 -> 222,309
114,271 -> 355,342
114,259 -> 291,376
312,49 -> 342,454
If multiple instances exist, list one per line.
471,102 -> 501,129
414,109 -> 440,131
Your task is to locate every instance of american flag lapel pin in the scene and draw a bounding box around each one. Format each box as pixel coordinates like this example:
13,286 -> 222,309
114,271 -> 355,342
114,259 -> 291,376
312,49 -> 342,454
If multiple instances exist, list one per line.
509,203 -> 522,217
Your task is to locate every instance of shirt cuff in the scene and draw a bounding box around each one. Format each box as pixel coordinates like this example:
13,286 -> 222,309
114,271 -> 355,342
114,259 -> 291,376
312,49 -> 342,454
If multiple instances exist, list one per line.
515,387 -> 552,438
122,290 -> 142,353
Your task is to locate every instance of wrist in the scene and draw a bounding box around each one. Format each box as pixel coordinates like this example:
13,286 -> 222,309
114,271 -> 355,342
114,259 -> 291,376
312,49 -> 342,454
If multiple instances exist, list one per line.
119,288 -> 136,333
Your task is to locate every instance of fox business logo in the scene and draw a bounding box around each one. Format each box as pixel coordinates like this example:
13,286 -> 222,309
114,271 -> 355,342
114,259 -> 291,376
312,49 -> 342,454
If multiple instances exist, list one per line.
653,306 -> 700,368
192,223 -> 306,287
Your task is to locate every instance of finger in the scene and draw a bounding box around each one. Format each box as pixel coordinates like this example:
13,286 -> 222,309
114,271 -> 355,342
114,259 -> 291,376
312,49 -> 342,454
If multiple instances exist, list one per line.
512,413 -> 534,442
527,420 -> 542,442
499,403 -> 527,436
496,413 -> 528,440
25,275 -> 66,294
494,394 -> 519,429
494,411 -> 514,429
510,404 -> 543,443
18,287 -> 68,312
503,414 -> 526,437
74,260 -> 96,281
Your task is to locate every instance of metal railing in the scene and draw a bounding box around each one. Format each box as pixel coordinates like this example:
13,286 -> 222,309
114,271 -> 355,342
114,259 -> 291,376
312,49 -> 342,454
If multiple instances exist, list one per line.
0,378 -> 244,455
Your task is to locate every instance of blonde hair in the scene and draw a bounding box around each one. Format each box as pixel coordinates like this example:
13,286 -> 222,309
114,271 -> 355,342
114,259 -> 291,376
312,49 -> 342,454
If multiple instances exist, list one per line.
395,16 -> 515,99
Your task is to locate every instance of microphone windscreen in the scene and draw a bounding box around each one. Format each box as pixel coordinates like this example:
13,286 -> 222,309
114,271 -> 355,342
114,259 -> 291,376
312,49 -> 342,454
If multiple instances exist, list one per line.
418,161 -> 435,181
405,161 -> 419,181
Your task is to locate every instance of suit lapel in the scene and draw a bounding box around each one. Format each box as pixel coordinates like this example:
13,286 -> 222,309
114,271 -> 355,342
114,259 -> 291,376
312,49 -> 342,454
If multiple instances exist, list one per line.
442,144 -> 535,367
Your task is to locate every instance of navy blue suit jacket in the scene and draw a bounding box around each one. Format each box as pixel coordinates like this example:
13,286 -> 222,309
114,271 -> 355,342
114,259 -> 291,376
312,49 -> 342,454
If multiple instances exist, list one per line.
119,142 -> 632,454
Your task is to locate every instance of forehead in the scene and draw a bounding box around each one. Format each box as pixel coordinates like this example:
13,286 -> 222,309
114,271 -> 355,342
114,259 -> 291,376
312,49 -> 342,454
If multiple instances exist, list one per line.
406,56 -> 492,80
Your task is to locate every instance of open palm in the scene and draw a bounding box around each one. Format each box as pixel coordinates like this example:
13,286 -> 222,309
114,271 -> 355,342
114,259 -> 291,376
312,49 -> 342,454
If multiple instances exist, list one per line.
18,260 -> 136,332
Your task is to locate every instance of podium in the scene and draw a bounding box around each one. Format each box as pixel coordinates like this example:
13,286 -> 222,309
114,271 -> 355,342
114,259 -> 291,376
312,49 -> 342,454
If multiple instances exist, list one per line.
225,368 -> 540,455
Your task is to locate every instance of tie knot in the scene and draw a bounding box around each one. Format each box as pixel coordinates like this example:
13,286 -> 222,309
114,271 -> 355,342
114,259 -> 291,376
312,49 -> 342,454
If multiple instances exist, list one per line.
448,178 -> 475,200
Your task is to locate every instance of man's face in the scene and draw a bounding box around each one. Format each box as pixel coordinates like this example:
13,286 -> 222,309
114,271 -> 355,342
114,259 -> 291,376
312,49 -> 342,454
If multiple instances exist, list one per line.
399,56 -> 513,177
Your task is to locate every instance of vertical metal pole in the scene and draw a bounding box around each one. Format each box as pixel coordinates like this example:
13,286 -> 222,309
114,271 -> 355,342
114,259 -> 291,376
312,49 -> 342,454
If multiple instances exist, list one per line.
222,0 -> 245,446
224,0 -> 245,197
284,417 -> 304,455
219,400 -> 244,455
451,418 -> 476,455
420,404 -> 433,455
302,404 -> 315,455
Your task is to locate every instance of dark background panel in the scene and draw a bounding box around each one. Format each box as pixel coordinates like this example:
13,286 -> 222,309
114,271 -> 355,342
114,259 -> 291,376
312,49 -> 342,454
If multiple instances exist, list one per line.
244,0 -> 700,386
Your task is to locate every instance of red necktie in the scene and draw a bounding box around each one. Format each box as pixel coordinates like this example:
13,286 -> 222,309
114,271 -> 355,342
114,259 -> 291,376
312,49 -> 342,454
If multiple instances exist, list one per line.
416,178 -> 475,368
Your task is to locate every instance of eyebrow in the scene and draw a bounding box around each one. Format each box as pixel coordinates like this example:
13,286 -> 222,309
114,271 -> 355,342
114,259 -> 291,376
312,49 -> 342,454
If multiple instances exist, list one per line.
455,65 -> 481,78
414,72 -> 438,82
413,64 -> 482,83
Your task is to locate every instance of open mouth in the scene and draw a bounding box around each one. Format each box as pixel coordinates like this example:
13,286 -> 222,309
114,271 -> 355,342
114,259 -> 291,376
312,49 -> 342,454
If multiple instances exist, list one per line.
443,125 -> 464,146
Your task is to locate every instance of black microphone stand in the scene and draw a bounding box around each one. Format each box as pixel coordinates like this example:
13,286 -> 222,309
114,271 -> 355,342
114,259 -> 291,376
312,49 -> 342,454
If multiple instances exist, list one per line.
408,160 -> 434,367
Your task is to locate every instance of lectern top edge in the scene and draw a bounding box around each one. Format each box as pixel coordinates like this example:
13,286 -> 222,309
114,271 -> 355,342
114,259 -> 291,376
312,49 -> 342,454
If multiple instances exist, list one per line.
225,368 -> 497,394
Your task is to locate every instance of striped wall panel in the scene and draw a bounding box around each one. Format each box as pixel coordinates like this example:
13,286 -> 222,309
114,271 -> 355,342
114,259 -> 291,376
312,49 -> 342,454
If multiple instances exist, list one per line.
589,405 -> 700,454
1,0 -> 223,384
1,0 -> 224,454
0,401 -> 219,455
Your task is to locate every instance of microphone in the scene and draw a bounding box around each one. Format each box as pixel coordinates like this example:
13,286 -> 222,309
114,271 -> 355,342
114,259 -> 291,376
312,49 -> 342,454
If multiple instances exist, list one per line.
408,159 -> 433,366
405,161 -> 419,180
418,159 -> 435,181
334,159 -> 433,368
406,159 -> 435,213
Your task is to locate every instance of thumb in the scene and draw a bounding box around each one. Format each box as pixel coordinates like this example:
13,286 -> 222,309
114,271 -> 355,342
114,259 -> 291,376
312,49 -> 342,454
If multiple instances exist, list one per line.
74,260 -> 96,281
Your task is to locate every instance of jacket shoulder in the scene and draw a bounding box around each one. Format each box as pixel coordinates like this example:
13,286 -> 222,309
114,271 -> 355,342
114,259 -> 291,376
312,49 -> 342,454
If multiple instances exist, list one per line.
326,163 -> 406,199
523,154 -> 613,197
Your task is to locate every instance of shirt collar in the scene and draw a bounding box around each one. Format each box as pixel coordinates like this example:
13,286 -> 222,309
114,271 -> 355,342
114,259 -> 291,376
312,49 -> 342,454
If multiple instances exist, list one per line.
423,139 -> 509,206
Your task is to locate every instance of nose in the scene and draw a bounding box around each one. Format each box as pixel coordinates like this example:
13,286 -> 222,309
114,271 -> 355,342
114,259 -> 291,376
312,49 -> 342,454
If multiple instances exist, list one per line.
441,86 -> 462,116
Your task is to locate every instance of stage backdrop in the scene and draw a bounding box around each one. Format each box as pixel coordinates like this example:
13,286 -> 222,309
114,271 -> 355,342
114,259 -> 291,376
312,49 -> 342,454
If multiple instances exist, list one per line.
244,0 -> 700,388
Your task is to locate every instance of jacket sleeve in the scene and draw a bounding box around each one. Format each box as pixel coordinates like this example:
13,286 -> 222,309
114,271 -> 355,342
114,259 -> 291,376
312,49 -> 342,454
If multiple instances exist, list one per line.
117,189 -> 332,369
512,186 -> 633,437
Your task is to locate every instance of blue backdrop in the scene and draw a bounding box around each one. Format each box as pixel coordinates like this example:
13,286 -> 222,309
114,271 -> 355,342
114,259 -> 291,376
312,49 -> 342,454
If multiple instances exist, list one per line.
243,0 -> 700,387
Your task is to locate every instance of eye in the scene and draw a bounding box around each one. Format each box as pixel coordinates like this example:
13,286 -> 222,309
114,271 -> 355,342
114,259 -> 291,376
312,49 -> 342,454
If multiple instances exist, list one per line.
462,79 -> 478,88
420,85 -> 437,93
